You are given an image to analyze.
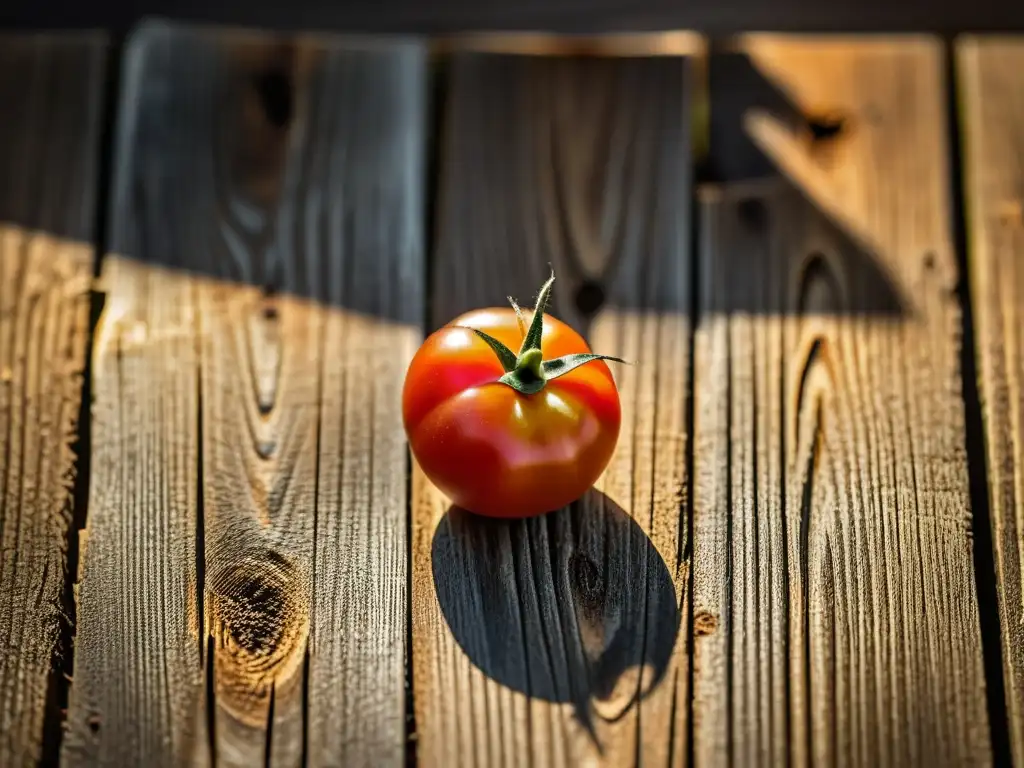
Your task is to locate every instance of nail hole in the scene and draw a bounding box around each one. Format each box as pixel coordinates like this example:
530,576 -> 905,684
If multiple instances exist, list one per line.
807,112 -> 847,142
253,68 -> 293,129
923,251 -> 936,270
574,280 -> 605,316
87,715 -> 101,733
263,304 -> 279,320
737,198 -> 767,231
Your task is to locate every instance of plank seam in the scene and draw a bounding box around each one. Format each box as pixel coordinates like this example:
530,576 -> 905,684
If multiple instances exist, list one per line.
43,33 -> 123,767
944,34 -> 1014,768
684,50 -> 708,768
407,48 -> 446,768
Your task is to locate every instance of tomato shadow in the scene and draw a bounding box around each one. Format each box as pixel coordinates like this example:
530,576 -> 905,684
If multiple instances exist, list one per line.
431,489 -> 680,736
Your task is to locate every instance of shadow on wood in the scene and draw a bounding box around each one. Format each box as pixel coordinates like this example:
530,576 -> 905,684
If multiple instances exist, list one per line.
431,491 -> 679,738
0,37 -> 102,243
704,50 -> 910,317
431,52 -> 692,341
83,22 -> 426,325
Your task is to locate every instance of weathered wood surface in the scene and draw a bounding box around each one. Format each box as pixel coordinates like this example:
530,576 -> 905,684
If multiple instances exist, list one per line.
959,37 -> 1024,766
413,52 -> 692,767
0,34 -> 105,765
63,22 -> 425,766
692,37 -> 992,767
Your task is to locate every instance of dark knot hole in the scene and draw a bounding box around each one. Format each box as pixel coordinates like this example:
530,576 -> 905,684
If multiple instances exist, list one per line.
253,67 -> 293,129
807,112 -> 847,142
574,280 -> 606,317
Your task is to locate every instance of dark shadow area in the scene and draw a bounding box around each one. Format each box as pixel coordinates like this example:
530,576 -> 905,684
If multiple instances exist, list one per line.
0,37 -> 104,243
427,51 -> 692,337
709,50 -> 810,184
1,34 -> 911,325
8,22 -> 430,325
432,491 -> 680,734
702,50 -> 911,317
4,0 -> 1024,35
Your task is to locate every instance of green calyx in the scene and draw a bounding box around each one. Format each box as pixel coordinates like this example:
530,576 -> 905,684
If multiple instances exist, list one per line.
461,271 -> 629,396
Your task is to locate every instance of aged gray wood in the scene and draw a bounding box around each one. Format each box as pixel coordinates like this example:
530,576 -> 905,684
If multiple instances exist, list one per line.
959,36 -> 1024,767
0,33 -> 105,765
64,22 -> 425,766
413,52 -> 692,767
692,37 -> 992,767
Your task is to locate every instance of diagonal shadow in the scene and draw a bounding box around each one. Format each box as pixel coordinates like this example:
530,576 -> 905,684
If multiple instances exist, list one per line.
0,23 -> 429,325
3,34 -> 911,328
0,37 -> 102,244
432,491 -> 680,739
702,50 -> 912,317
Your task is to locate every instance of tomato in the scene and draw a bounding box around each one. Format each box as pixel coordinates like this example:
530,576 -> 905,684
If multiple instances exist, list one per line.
402,274 -> 624,519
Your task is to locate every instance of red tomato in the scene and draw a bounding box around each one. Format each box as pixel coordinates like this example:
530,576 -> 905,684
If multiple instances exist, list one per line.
403,306 -> 622,518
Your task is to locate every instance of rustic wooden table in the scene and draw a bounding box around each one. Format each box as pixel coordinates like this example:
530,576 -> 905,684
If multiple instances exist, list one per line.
0,22 -> 1020,768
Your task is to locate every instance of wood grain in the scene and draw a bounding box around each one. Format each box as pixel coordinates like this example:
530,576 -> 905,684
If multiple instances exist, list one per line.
0,34 -> 105,765
64,22 -> 425,766
692,37 -> 991,767
959,37 -> 1024,766
414,52 -> 692,767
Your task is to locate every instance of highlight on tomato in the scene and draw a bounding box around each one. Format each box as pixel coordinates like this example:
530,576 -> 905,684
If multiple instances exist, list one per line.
402,272 -> 626,519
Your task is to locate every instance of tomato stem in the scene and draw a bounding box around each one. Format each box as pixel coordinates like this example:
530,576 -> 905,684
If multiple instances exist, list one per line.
459,271 -> 632,395
517,348 -> 544,379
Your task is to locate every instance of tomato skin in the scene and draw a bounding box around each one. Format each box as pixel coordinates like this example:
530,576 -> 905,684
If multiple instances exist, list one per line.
403,308 -> 621,518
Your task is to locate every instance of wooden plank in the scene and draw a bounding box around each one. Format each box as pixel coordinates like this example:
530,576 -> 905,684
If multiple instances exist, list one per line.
63,21 -> 425,766
0,34 -> 105,765
692,37 -> 992,767
413,52 -> 692,767
959,36 -> 1024,766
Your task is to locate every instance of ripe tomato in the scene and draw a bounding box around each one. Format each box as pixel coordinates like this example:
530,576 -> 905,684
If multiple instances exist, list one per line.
402,275 -> 623,519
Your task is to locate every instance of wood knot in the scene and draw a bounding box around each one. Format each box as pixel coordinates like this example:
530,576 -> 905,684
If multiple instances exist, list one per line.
693,611 -> 718,636
253,66 -> 293,129
806,111 -> 847,143
797,252 -> 842,316
248,292 -> 283,417
574,280 -> 606,317
210,549 -> 307,723
737,197 -> 767,232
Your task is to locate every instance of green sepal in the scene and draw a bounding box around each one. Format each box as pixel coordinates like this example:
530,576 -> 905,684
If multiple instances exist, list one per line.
451,271 -> 630,396
508,297 -> 527,337
542,353 -> 629,380
517,271 -> 555,358
498,369 -> 547,395
498,353 -> 629,395
463,327 -> 518,372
